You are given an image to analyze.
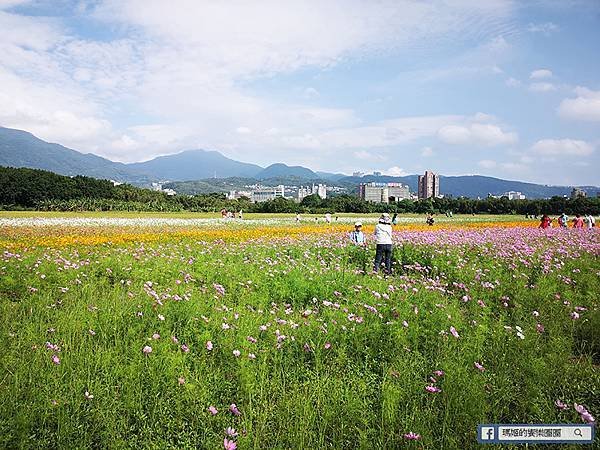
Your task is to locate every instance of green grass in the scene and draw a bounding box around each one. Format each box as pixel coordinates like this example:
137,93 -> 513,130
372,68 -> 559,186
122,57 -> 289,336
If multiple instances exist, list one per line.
0,231 -> 598,449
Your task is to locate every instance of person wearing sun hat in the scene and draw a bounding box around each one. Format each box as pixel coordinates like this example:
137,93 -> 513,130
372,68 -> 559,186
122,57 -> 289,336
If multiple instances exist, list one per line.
374,213 -> 393,274
350,221 -> 366,245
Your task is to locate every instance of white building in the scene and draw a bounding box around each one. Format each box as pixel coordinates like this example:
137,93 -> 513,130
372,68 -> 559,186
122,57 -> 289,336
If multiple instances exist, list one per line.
352,171 -> 364,178
228,190 -> 252,200
251,185 -> 285,202
297,184 -> 327,201
358,182 -> 410,203
503,191 -> 526,200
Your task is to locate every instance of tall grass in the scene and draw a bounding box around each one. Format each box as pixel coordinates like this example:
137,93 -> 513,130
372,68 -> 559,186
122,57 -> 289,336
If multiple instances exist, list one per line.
0,231 -> 598,449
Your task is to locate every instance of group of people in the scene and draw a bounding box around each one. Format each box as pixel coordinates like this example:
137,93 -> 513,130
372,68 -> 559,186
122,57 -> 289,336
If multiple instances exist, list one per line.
349,213 -> 394,274
539,212 -> 596,229
220,208 -> 243,219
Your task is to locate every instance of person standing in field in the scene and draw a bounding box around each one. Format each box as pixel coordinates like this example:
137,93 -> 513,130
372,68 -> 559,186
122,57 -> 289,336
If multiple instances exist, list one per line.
350,221 -> 366,245
374,213 -> 393,274
558,212 -> 568,228
584,214 -> 595,229
391,212 -> 398,225
572,214 -> 584,229
295,212 -> 301,223
325,213 -> 332,224
539,214 -> 552,229
239,209 -> 243,220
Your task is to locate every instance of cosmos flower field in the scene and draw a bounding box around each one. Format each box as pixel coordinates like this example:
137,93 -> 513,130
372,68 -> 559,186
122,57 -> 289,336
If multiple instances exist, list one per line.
0,217 -> 598,449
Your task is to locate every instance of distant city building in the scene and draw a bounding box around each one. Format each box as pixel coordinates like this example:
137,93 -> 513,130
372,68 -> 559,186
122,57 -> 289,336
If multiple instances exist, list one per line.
163,188 -> 177,196
358,182 -> 410,203
151,182 -> 176,195
418,171 -> 440,199
503,191 -> 526,200
571,187 -> 587,199
228,190 -> 252,200
110,180 -> 123,186
297,183 -> 327,201
251,185 -> 285,203
352,171 -> 365,178
373,171 -> 382,177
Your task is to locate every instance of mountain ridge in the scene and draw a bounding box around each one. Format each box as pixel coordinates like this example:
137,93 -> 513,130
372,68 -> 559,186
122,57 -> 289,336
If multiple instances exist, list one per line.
0,126 -> 598,199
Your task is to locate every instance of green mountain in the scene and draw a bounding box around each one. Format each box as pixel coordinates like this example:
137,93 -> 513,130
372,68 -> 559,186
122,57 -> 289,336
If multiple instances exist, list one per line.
128,149 -> 262,181
256,163 -> 317,179
0,127 -> 149,183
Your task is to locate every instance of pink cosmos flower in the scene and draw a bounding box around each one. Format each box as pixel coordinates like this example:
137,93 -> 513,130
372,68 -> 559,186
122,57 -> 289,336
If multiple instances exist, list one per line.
171,336 -> 179,344
152,333 -> 160,340
206,341 -> 213,351
142,345 -> 152,355
425,385 -> 441,393
403,432 -> 421,440
324,342 -> 331,350
229,404 -> 241,416
474,362 -> 485,372
223,438 -> 237,450
246,336 -> 257,344
574,403 -> 596,424
88,329 -> 96,336
225,427 -> 238,437
181,344 -> 190,353
232,350 -> 241,357
449,326 -> 460,338
555,399 -> 568,411
84,391 -> 93,400
570,312 -> 580,320
402,320 -> 409,328
51,354 -> 60,365
248,353 -> 256,360
208,406 -> 218,415
178,377 -> 185,385
433,370 -> 444,377
536,323 -> 545,333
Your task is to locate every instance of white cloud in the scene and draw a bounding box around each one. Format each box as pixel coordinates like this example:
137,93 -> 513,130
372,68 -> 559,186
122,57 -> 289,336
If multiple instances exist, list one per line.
438,122 -> 517,146
478,159 -> 497,169
384,166 -> 408,177
421,146 -> 434,157
558,87 -> 600,122
530,69 -> 552,79
531,139 -> 594,156
529,82 -> 556,92
303,87 -> 320,99
505,77 -> 521,87
527,22 -> 559,35
235,127 -> 252,134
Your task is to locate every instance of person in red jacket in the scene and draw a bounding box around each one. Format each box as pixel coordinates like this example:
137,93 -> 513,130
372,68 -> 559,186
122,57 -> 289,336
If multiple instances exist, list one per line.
539,214 -> 552,229
572,214 -> 585,229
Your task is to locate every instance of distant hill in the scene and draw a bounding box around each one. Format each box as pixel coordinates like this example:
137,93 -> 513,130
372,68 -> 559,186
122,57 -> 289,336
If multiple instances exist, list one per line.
127,149 -> 262,181
1,126 -> 598,198
337,174 -> 599,199
0,127 -> 149,183
256,163 -> 317,180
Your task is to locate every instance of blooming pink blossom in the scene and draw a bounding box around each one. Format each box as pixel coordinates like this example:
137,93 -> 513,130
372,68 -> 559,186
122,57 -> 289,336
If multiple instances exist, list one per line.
324,342 -> 331,350
84,391 -> 93,400
449,326 -> 460,338
208,406 -> 218,415
178,377 -> 185,385
51,354 -> 60,365
232,350 -> 241,357
223,438 -> 237,450
433,370 -> 444,377
181,344 -> 190,353
555,399 -> 568,411
206,341 -> 213,351
403,432 -> 421,440
225,427 -> 238,437
142,345 -> 152,355
474,362 -> 485,372
229,403 -> 241,416
425,385 -> 441,393
152,333 -> 160,340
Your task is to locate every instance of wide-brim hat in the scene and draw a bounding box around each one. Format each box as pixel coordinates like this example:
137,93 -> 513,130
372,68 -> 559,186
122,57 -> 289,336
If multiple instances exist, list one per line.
354,221 -> 362,227
380,213 -> 391,223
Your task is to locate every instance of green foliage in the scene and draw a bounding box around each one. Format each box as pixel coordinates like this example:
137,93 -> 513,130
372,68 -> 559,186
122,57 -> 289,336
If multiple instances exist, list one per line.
0,235 -> 598,448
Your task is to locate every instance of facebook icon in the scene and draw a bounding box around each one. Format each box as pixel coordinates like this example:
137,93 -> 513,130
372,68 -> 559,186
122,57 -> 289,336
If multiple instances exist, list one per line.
478,425 -> 498,443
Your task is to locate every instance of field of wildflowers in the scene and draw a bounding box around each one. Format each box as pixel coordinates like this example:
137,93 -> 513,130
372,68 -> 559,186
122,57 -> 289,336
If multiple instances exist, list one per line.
0,215 -> 598,449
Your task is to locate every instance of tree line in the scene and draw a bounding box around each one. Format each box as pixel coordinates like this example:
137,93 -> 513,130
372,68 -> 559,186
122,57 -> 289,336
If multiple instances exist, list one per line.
1,166 -> 598,215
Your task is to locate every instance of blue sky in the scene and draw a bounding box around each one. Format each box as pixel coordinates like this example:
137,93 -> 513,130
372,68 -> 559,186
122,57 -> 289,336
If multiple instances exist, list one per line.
1,0 -> 599,185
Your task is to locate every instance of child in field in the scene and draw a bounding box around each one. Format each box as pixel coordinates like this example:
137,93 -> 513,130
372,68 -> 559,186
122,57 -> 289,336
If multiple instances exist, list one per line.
349,222 -> 366,245
374,213 -> 393,274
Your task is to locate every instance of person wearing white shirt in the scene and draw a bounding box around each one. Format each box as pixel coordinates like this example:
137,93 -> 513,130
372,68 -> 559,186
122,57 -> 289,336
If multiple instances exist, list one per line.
374,213 -> 393,274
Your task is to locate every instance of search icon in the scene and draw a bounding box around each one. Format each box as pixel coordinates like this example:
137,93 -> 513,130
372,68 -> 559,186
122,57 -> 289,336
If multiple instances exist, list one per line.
574,428 -> 583,437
